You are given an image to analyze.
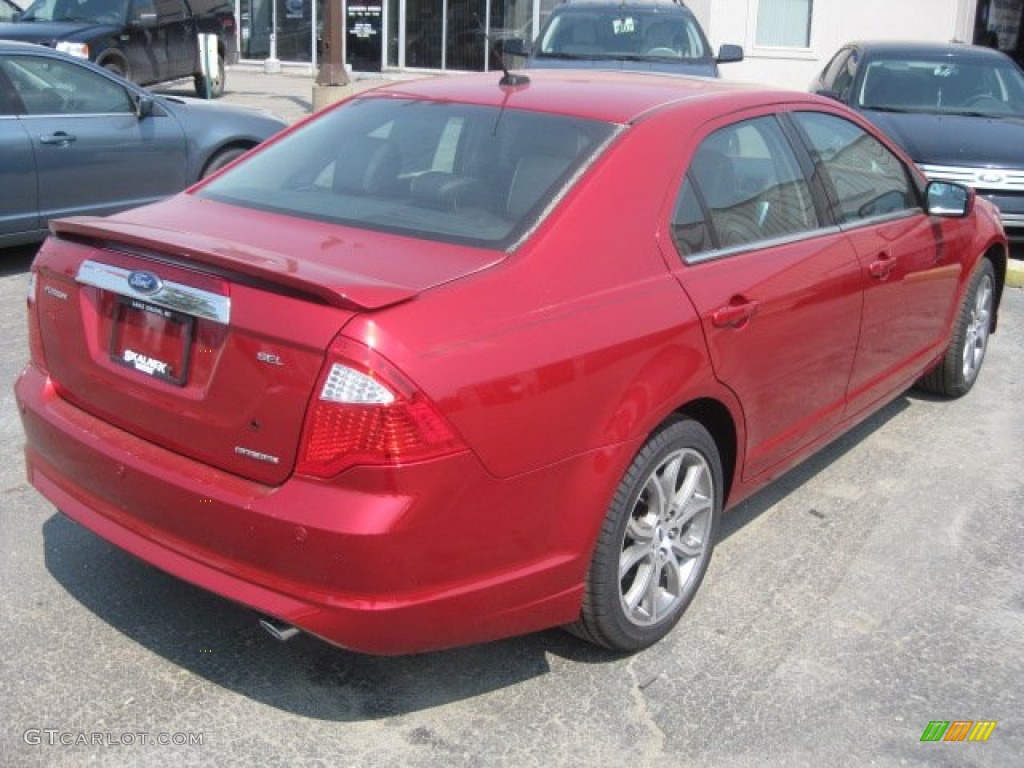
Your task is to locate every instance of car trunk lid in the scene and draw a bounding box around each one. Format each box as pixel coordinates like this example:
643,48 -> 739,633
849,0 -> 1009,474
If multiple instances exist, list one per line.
35,198 -> 503,485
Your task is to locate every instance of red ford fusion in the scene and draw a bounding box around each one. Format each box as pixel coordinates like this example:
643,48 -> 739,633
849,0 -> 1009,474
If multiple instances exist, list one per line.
16,70 -> 1007,655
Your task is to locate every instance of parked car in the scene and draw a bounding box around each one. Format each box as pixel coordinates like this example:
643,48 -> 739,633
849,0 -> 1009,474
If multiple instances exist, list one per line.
1,0 -> 22,22
0,41 -> 286,248
812,41 -> 1024,244
502,0 -> 742,77
0,0 -> 238,97
16,69 -> 1006,655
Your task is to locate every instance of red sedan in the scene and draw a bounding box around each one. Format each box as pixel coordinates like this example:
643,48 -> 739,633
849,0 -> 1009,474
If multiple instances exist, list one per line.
16,71 -> 1007,655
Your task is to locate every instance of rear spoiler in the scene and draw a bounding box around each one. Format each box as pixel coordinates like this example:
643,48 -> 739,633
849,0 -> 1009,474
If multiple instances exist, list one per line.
50,217 -> 418,311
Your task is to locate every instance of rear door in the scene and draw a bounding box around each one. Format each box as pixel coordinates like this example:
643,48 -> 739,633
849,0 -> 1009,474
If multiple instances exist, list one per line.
668,112 -> 863,481
7,52 -> 187,224
790,111 -> 962,412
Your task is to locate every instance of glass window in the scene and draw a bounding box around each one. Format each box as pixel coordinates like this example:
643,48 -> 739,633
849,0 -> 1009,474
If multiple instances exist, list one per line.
0,55 -> 134,115
820,47 -> 857,101
793,111 -> 915,224
536,7 -> 710,62
682,116 -> 818,252
200,97 -> 616,249
856,57 -> 1024,116
755,0 -> 813,48
670,180 -> 712,257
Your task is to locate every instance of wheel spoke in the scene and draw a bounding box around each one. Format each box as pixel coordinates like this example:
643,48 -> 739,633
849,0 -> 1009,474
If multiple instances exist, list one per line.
655,455 -> 682,516
643,562 -> 665,622
623,562 -> 655,614
619,542 -> 651,580
673,533 -> 705,560
668,463 -> 711,529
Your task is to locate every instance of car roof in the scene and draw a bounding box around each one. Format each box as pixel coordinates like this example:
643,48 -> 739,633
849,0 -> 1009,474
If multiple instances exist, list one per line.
361,70 -> 830,125
846,40 -> 1014,62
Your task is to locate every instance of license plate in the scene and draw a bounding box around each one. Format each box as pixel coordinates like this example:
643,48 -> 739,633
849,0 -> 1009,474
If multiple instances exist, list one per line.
110,298 -> 193,386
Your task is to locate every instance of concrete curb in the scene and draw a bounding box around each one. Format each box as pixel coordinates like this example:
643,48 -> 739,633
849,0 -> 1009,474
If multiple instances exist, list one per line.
1008,258 -> 1024,288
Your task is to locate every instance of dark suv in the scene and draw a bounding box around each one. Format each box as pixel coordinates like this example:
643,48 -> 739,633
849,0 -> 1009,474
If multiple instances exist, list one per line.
0,0 -> 238,97
504,0 -> 742,78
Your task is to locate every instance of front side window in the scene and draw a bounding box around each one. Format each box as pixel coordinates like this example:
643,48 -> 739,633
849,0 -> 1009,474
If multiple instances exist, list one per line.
793,111 -> 916,224
755,0 -> 813,49
0,55 -> 134,115
673,115 -> 818,256
200,97 -> 616,249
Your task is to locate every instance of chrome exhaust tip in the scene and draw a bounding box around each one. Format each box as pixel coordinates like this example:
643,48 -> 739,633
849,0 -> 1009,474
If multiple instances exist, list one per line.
258,616 -> 302,642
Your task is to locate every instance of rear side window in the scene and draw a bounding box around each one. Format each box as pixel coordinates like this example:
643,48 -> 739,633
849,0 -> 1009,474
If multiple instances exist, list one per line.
200,97 -> 616,249
792,111 -> 915,224
672,115 -> 818,257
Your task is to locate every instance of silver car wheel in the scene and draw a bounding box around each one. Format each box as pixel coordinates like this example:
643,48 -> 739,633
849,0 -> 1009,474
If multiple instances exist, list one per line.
619,447 -> 714,627
962,272 -> 993,384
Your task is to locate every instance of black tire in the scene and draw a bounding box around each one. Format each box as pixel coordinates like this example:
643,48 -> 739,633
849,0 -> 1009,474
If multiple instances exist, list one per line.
916,259 -> 995,398
569,418 -> 723,652
194,54 -> 225,99
201,146 -> 249,178
101,59 -> 127,80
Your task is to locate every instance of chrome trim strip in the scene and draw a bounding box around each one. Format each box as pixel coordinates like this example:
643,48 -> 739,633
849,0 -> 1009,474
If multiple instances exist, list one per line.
76,260 -> 231,325
683,225 -> 843,266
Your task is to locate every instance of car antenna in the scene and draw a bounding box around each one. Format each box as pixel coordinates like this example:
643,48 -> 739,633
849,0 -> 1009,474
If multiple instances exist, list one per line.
474,15 -> 530,87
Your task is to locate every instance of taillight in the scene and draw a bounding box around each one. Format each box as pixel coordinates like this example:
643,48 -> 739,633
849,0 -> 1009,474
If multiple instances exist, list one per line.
26,268 -> 47,371
297,337 -> 466,478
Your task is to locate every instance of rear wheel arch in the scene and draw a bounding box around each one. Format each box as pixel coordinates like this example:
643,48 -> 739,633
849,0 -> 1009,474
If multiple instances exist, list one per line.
676,398 -> 738,507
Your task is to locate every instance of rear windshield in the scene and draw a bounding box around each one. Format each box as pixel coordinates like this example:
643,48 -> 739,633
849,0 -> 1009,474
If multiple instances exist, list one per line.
536,8 -> 711,62
199,97 -> 617,249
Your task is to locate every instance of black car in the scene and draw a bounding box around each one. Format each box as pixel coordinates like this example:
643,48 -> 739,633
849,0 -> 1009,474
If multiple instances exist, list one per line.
812,41 -> 1024,244
0,0 -> 238,97
0,40 -> 286,248
503,0 -> 742,78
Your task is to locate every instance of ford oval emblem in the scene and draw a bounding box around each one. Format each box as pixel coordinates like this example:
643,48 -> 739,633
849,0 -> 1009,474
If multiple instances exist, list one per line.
978,171 -> 1004,184
128,270 -> 162,295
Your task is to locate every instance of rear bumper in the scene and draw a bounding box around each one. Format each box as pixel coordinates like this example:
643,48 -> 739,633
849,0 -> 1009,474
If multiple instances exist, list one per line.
15,365 -> 591,654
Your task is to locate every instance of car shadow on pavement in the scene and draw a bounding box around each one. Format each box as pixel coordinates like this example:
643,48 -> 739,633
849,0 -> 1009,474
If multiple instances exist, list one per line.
0,246 -> 37,277
41,512 -> 618,720
40,392 -> 911,720
716,393 -> 911,542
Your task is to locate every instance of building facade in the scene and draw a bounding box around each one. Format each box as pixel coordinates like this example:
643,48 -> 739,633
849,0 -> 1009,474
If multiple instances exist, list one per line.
235,0 -> 1024,88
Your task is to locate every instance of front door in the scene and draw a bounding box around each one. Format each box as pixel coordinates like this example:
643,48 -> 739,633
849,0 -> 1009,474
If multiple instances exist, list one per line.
9,54 -> 187,226
790,111 -> 962,414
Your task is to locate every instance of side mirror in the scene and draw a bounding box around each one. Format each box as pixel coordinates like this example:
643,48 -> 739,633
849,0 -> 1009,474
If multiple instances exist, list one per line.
716,44 -> 744,64
502,38 -> 528,57
131,11 -> 158,28
926,180 -> 973,218
135,94 -> 155,119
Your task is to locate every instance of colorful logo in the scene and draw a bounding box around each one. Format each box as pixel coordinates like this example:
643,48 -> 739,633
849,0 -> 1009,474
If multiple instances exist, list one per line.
920,721 -> 997,742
